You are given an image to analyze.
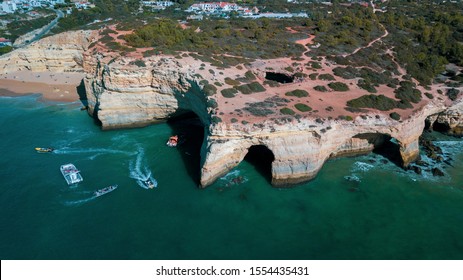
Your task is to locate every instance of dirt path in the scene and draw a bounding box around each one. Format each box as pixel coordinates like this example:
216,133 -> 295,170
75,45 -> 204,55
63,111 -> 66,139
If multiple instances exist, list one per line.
342,25 -> 389,58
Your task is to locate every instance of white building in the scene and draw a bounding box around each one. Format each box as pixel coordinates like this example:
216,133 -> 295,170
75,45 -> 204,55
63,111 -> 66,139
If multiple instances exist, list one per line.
1,1 -> 18,14
187,2 -> 241,13
141,1 -> 174,10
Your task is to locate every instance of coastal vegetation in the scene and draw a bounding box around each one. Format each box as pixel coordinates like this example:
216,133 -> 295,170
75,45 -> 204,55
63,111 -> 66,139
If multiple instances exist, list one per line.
378,0 -> 463,85
280,107 -> 296,115
327,82 -> 349,92
285,89 -> 309,98
294,103 -> 312,112
235,82 -> 266,94
221,88 -> 238,98
123,18 -> 306,60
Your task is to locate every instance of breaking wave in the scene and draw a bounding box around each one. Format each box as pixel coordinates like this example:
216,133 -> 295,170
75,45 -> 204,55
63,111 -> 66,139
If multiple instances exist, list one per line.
218,170 -> 247,187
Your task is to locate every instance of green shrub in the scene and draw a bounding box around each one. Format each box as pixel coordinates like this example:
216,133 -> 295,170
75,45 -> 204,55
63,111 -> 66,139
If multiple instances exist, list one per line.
309,73 -> 318,80
285,66 -> 295,72
221,88 -> 238,98
244,71 -> 256,81
244,107 -> 274,116
285,89 -> 309,98
347,94 -> 399,111
211,116 -> 222,124
207,98 -> 218,108
295,103 -> 312,112
447,88 -> 460,101
310,61 -> 322,69
424,92 -> 434,99
280,107 -> 296,115
358,79 -> 377,93
313,85 -> 328,92
318,73 -> 335,81
203,84 -> 217,96
390,112 -> 401,121
235,84 -> 252,94
0,46 -> 13,55
328,82 -> 349,91
333,66 -> 359,79
224,77 -> 240,86
231,118 -> 238,123
394,82 -> 422,104
235,82 -> 265,94
248,82 -> 265,92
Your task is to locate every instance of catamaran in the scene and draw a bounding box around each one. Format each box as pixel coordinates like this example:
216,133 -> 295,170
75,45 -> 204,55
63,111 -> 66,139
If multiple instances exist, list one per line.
60,163 -> 83,185
94,185 -> 118,197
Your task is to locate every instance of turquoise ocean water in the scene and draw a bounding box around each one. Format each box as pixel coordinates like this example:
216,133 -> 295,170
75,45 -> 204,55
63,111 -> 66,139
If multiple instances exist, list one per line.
1,94 -> 462,259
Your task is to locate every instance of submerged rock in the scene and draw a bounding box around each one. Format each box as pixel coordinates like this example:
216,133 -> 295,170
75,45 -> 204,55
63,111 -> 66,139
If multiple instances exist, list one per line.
432,167 -> 445,177
409,165 -> 422,175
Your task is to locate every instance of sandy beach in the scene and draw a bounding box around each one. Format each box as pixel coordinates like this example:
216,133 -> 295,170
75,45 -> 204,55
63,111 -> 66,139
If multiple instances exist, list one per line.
0,71 -> 85,102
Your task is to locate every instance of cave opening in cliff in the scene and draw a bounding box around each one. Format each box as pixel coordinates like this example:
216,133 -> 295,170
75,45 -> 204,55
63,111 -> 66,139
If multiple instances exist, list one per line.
353,133 -> 403,166
244,145 -> 275,183
265,72 -> 294,84
167,111 -> 205,184
431,121 -> 451,133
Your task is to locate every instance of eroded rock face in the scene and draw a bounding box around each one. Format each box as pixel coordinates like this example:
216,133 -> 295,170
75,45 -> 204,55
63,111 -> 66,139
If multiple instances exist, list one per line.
430,100 -> 463,136
83,53 -> 210,129
0,30 -> 95,73
83,50 -> 463,188
84,52 -> 454,187
200,105 -> 441,187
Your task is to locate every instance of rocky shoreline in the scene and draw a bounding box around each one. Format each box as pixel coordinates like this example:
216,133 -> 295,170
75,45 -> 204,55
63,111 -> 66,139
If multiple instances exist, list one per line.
1,30 -> 462,187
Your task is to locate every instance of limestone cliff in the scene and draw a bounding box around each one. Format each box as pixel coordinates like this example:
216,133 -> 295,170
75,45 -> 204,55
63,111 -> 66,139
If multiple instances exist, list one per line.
429,100 -> 463,136
0,30 -> 96,73
83,52 -> 461,187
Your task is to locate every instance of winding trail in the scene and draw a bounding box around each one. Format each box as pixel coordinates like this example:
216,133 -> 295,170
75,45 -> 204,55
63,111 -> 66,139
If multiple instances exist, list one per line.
342,26 -> 389,58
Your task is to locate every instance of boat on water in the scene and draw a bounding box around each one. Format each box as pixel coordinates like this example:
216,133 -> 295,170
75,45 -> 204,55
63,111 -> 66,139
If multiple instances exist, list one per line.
166,135 -> 179,147
60,163 -> 83,185
35,147 -> 54,153
144,178 -> 157,189
94,184 -> 118,197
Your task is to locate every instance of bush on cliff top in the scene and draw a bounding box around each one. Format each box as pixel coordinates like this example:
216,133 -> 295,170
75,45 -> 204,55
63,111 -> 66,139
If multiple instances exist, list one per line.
221,88 -> 238,98
203,84 -> 217,96
295,103 -> 312,112
347,94 -> 399,111
285,89 -> 309,98
328,82 -> 349,92
280,107 -> 296,115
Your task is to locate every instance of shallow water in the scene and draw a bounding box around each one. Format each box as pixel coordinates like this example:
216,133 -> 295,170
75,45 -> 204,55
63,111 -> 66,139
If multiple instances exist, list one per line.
0,95 -> 462,259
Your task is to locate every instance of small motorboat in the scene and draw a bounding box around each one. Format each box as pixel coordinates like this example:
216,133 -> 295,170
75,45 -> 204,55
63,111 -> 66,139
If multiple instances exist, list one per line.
166,135 -> 179,147
35,147 -> 54,153
60,163 -> 83,185
144,178 -> 158,189
94,184 -> 118,197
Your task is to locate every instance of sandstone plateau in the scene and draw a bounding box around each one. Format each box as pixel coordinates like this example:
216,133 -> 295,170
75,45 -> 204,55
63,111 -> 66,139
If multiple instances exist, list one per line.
1,30 -> 462,187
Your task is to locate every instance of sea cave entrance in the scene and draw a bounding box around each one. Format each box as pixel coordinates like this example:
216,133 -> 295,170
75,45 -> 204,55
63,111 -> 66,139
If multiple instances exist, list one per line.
352,133 -> 403,166
265,72 -> 294,84
167,110 -> 205,185
244,145 -> 275,183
